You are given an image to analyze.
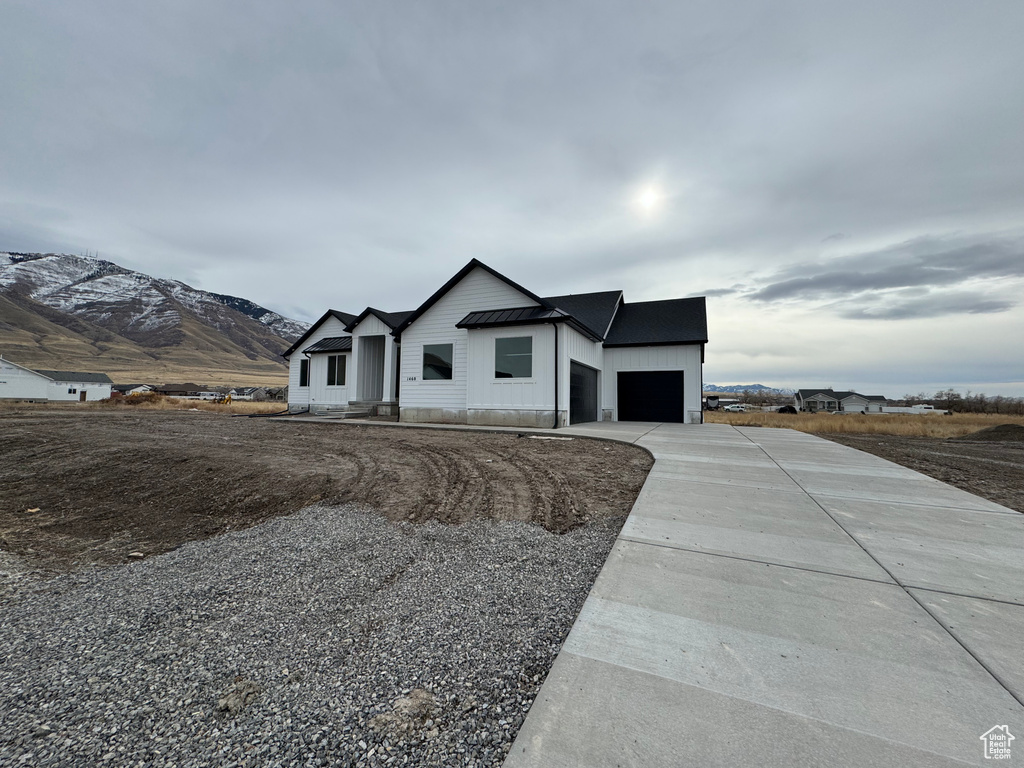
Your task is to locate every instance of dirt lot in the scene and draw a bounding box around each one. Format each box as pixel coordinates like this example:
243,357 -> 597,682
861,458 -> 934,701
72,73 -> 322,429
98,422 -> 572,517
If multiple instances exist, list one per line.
0,409 -> 652,575
823,432 -> 1024,513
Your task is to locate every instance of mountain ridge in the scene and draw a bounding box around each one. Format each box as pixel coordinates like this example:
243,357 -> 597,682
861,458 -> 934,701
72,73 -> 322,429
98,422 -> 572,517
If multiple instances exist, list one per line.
0,251 -> 309,385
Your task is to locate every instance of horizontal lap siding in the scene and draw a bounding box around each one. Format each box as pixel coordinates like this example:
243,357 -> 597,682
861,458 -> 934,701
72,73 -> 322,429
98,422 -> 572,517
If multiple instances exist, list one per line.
287,316 -> 350,406
467,326 -> 555,410
602,345 -> 702,420
400,268 -> 539,411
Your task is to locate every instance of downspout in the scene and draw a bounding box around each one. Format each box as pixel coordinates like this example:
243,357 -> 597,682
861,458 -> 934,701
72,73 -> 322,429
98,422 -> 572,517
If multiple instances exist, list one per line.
551,321 -> 559,429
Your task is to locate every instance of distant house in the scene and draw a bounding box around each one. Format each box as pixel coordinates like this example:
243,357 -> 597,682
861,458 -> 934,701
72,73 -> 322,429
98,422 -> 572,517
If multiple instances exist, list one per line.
111,384 -> 153,397
230,386 -> 268,401
0,356 -> 113,402
284,259 -> 709,426
154,383 -> 203,397
795,389 -> 887,413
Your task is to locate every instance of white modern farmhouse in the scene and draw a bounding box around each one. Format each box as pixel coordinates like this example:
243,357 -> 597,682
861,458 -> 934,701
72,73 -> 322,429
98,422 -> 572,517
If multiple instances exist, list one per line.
284,260 -> 707,427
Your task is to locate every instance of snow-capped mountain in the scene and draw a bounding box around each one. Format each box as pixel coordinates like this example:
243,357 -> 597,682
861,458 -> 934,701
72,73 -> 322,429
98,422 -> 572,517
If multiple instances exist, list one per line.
0,252 -> 309,382
0,252 -> 308,344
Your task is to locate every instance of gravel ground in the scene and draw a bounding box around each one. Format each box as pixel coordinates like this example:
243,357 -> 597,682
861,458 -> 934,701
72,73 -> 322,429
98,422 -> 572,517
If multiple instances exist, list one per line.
0,503 -> 624,767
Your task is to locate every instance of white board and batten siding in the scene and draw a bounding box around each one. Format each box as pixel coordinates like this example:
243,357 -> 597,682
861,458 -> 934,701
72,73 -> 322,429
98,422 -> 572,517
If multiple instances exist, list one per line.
400,267 -> 540,412
466,325 -> 556,410
560,325 -> 603,415
287,315 -> 351,407
603,345 -> 703,421
349,313 -> 393,402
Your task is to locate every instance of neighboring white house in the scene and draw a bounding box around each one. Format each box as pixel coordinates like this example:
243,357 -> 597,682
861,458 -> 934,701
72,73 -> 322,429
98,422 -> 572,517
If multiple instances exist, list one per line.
286,259 -> 708,426
111,383 -> 153,397
794,389 -> 887,413
0,356 -> 113,402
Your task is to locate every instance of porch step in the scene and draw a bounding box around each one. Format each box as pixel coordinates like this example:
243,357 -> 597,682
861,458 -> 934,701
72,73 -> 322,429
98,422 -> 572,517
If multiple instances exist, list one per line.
310,408 -> 371,419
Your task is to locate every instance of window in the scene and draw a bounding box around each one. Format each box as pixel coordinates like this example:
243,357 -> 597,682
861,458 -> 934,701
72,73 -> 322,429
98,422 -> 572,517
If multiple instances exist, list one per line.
299,359 -> 309,387
68,388 -> 77,394
495,336 -> 532,378
327,354 -> 346,386
423,344 -> 453,380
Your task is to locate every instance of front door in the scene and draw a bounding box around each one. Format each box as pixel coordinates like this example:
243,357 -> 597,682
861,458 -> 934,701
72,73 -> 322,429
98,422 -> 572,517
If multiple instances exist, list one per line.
79,390 -> 87,402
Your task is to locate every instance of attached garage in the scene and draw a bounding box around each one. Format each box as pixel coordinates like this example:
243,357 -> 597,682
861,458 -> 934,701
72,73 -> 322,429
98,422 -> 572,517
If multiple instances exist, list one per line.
569,361 -> 599,425
617,370 -> 685,423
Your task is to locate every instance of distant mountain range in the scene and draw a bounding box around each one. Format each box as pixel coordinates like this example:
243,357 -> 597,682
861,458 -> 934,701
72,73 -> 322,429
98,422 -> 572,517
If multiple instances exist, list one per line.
0,252 -> 309,385
704,383 -> 795,395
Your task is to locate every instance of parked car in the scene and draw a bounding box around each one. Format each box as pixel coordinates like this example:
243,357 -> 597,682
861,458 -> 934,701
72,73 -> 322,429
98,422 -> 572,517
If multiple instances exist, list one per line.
723,404 -> 746,412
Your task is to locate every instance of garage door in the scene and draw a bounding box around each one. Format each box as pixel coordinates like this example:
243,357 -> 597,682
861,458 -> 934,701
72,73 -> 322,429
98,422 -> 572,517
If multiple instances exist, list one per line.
569,362 -> 598,425
617,370 -> 685,422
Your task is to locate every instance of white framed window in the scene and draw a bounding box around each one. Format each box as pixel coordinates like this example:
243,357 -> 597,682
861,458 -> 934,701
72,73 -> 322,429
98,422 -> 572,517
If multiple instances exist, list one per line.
327,354 -> 346,386
495,336 -> 532,378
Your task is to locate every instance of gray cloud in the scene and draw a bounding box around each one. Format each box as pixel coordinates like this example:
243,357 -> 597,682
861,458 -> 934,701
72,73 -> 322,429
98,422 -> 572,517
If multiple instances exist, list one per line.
837,291 -> 1015,320
747,235 -> 1024,311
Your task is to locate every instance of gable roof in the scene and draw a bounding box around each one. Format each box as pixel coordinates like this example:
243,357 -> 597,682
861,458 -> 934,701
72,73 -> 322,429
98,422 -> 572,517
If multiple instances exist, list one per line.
392,259 -> 551,338
603,297 -> 707,347
303,336 -> 353,353
35,370 -> 113,384
796,389 -> 886,402
456,305 -> 602,341
282,309 -> 358,358
542,290 -> 623,340
345,307 -> 415,333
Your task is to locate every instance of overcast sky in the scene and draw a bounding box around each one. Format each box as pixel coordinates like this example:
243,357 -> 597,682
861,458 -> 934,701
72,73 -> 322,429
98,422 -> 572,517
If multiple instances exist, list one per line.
2,1 -> 1022,396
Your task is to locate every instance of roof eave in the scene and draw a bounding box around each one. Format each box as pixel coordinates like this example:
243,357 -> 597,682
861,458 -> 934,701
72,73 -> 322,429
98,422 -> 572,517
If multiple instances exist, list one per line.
602,338 -> 708,348
393,259 -> 552,337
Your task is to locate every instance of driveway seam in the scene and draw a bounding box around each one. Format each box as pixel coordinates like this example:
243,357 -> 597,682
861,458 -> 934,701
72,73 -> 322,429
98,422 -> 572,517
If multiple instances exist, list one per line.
734,426 -> 1024,709
617,535 -> 898,585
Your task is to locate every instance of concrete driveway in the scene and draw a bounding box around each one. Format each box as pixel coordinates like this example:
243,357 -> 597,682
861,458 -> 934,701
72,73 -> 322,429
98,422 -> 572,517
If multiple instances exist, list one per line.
505,423 -> 1024,767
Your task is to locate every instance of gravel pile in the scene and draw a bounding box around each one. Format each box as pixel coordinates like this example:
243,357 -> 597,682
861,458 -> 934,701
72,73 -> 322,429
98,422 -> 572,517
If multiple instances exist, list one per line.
0,504 -> 623,767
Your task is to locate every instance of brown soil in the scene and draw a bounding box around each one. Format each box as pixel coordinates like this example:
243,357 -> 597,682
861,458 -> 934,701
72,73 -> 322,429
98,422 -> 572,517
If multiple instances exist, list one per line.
822,433 -> 1024,513
952,423 -> 1024,442
0,409 -> 652,574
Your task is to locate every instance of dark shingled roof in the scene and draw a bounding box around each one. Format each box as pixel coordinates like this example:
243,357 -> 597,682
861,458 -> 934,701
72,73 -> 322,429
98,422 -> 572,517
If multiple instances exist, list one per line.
797,389 -> 886,402
282,309 -> 359,358
35,370 -> 113,384
303,336 -> 353,353
456,306 -> 601,341
603,297 -> 707,346
345,307 -> 415,332
542,291 -> 623,340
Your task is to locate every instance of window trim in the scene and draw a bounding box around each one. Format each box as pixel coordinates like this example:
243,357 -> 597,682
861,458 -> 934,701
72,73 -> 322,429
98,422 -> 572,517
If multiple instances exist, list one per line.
494,335 -> 534,380
299,358 -> 309,387
327,354 -> 347,387
422,343 -> 454,381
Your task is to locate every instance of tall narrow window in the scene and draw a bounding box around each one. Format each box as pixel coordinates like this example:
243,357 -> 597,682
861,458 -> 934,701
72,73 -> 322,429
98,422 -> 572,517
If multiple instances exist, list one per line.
495,336 -> 532,378
423,344 -> 453,380
327,354 -> 346,386
299,358 -> 309,387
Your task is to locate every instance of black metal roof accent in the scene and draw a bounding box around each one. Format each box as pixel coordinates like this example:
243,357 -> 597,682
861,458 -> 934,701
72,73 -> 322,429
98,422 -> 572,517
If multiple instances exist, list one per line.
542,290 -> 623,340
455,306 -> 603,341
603,297 -> 708,347
391,259 -> 552,338
344,307 -> 416,333
34,370 -> 113,384
303,336 -> 353,354
281,309 -> 359,358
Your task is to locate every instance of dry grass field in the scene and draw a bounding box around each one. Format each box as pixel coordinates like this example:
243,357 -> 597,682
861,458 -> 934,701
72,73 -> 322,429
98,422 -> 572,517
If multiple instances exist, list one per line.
0,396 -> 287,416
705,410 -> 1024,438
